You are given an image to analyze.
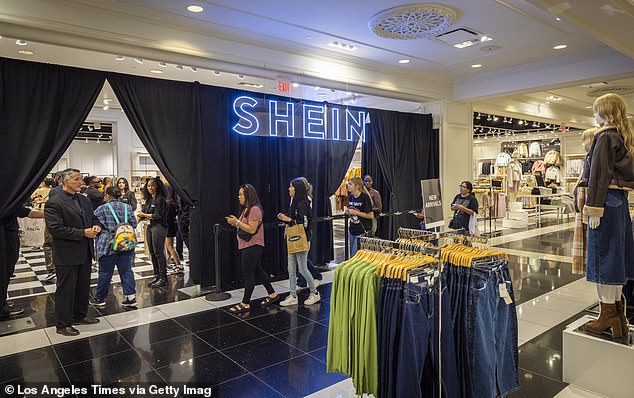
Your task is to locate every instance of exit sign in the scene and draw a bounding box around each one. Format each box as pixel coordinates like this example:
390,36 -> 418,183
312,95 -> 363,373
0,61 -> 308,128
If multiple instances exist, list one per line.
278,81 -> 290,93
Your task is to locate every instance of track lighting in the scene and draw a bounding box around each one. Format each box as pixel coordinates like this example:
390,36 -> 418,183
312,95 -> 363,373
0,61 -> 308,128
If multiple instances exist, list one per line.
475,113 -> 481,120
486,115 -> 492,121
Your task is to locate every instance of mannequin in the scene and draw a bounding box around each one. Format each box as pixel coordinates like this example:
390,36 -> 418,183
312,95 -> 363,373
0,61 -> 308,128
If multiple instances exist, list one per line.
582,93 -> 634,338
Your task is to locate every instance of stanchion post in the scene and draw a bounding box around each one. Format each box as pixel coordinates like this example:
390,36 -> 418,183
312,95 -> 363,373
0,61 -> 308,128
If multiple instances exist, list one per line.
206,223 -> 231,301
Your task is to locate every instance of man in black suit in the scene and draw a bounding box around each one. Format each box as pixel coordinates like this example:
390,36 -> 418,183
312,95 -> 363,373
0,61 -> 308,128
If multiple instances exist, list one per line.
45,168 -> 101,336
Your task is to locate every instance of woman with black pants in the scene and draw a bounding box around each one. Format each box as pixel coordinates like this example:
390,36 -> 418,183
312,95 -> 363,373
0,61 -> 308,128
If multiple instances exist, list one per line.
137,177 -> 168,288
225,184 -> 279,313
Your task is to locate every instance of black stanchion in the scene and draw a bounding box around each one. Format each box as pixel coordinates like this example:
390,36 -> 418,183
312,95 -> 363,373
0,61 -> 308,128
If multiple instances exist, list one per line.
205,223 -> 231,301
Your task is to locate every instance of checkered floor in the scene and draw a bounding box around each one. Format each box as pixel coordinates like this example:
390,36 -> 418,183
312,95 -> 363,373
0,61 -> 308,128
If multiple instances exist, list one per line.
9,244 -> 187,300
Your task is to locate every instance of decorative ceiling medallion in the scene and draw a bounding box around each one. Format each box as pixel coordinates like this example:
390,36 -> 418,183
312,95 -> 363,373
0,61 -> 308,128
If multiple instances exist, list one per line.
369,3 -> 457,40
586,86 -> 634,97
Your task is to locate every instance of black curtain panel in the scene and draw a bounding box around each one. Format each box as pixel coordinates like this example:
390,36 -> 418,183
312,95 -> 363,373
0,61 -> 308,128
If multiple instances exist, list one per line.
106,73 -> 205,282
0,57 -> 106,291
362,109 -> 438,239
199,87 -> 359,288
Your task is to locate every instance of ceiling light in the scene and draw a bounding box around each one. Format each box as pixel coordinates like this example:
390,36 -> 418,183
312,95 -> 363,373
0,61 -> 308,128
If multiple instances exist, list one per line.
480,36 -> 493,43
186,5 -> 204,12
317,93 -> 327,97
346,91 -> 352,96
237,74 -> 245,80
115,55 -> 125,61
103,98 -> 112,104
486,115 -> 492,121
176,65 -> 183,70
150,69 -> 163,74
553,44 -> 567,50
518,120 -> 523,125
329,41 -> 358,51
398,59 -> 410,64
189,66 -> 197,72
15,39 -> 27,46
475,112 -> 481,120
292,82 -> 300,88
470,64 -> 482,68
454,41 -> 475,49
239,82 -> 265,88
212,70 -> 221,76
546,95 -> 562,101
314,86 -> 320,91
158,62 -> 167,67
493,116 -> 499,121
556,17 -> 561,21
18,50 -> 34,55
507,118 -> 513,124
134,58 -> 144,64
585,105 -> 592,109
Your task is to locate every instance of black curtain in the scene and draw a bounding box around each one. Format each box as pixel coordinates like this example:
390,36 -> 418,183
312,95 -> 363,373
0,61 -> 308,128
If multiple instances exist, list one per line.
362,109 -> 438,239
106,73 -> 205,282
0,57 -> 106,291
199,87 -> 359,287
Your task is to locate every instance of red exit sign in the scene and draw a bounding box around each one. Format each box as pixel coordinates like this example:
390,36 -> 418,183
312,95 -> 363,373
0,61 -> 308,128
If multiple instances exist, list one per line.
278,81 -> 290,93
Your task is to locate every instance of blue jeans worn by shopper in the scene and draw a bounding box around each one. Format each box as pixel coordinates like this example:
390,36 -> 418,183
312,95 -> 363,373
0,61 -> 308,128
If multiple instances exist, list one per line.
466,262 -> 519,398
288,250 -> 317,297
395,276 -> 460,398
297,257 -> 322,287
586,189 -> 634,284
349,232 -> 372,258
95,251 -> 136,300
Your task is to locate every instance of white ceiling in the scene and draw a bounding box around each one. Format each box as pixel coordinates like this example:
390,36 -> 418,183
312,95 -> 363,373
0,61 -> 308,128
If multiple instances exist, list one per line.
1,0 -> 633,127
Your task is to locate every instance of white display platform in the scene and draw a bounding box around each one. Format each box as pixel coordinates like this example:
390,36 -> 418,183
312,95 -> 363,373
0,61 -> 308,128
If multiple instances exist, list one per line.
563,315 -> 633,398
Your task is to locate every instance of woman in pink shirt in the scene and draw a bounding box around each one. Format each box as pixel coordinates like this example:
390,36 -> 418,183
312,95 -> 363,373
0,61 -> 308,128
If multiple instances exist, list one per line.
226,184 -> 279,312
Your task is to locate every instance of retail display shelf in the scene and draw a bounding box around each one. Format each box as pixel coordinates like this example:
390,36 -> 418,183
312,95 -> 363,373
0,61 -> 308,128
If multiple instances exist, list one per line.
563,315 -> 634,398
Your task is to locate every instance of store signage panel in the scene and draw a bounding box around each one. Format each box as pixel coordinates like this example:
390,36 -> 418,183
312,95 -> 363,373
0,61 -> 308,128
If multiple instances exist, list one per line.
420,178 -> 444,229
232,95 -> 368,142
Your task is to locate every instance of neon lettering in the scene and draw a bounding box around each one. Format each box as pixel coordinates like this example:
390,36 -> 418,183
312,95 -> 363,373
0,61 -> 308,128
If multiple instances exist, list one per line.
232,96 -> 259,135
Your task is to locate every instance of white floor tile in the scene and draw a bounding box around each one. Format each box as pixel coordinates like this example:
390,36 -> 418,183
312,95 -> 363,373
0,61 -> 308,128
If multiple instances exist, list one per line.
9,281 -> 45,290
43,284 -> 57,293
0,329 -> 51,357
525,294 -> 591,315
200,289 -> 244,308
44,318 -> 116,345
516,303 -> 571,327
554,385 -> 608,398
104,307 -> 168,330
517,319 -> 551,342
305,378 -> 367,398
566,279 -> 598,294
553,288 -> 599,307
156,297 -> 216,318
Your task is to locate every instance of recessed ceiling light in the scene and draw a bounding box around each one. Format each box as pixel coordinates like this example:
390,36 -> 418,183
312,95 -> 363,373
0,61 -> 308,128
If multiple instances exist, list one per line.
329,41 -> 358,51
15,39 -> 27,46
186,5 -> 204,13
584,105 -> 592,109
553,44 -> 567,50
546,95 -> 562,101
212,70 -> 221,76
305,35 -> 313,39
292,82 -> 300,88
103,105 -> 109,111
158,62 -> 167,67
556,17 -> 561,21
239,82 -> 265,88
176,65 -> 183,70
18,50 -> 34,55
115,55 -> 125,61
471,64 -> 482,68
150,69 -> 163,74
314,86 -> 320,90
398,59 -> 410,64
103,98 -> 112,104
134,58 -> 144,64
189,66 -> 197,72
237,74 -> 245,80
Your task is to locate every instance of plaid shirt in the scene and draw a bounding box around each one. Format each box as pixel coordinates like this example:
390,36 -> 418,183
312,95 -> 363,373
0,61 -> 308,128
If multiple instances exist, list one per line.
94,200 -> 137,260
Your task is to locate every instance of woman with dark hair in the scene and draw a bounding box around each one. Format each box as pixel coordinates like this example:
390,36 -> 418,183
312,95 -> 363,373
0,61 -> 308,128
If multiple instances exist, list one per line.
449,180 -> 478,235
90,186 -> 138,307
137,177 -> 168,288
277,178 -> 320,306
226,184 -> 278,313
117,177 -> 137,211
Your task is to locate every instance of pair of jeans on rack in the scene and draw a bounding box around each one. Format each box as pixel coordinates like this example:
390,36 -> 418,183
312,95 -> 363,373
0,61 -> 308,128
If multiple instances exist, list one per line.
446,259 -> 519,398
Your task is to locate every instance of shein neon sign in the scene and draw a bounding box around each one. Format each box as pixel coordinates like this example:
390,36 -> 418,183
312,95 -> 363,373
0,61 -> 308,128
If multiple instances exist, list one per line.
232,95 -> 368,142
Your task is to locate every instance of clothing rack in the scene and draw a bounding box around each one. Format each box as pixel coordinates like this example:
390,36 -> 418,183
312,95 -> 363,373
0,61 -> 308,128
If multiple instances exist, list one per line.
358,236 -> 440,259
397,227 -> 489,246
397,227 -> 437,239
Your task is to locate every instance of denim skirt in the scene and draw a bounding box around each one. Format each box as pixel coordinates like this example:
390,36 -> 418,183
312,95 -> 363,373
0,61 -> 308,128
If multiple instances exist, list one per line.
586,189 -> 634,285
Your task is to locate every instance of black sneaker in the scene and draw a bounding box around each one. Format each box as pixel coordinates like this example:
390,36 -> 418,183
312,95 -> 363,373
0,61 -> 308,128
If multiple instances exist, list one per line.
121,297 -> 137,307
89,297 -> 106,308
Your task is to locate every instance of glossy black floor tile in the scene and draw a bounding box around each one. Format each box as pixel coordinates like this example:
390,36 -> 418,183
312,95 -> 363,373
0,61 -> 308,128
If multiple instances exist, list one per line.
173,308 -> 242,333
308,347 -> 327,364
221,335 -> 304,372
63,349 -> 155,384
293,300 -> 331,323
208,374 -> 285,398
156,351 -> 247,385
496,230 -> 575,257
54,332 -> 134,366
118,319 -> 190,346
0,346 -> 62,382
518,341 -> 563,382
245,308 -> 314,334
7,286 -> 46,298
528,312 -> 586,352
7,294 -> 57,330
253,354 -> 347,398
221,302 -> 283,321
112,370 -> 166,384
3,366 -> 70,386
195,321 -> 268,350
506,368 -> 567,398
135,334 -> 215,370
274,323 -> 329,353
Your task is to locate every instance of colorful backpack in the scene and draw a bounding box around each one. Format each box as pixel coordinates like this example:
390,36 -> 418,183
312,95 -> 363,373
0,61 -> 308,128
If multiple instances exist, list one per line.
106,203 -> 137,252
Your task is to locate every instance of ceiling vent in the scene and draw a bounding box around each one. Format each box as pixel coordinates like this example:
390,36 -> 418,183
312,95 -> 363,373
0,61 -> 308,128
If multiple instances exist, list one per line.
586,86 -> 634,97
434,27 -> 492,48
369,4 -> 457,40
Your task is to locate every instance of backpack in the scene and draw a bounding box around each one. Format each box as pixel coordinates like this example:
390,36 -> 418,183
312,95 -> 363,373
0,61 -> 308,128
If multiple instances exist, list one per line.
106,203 -> 137,252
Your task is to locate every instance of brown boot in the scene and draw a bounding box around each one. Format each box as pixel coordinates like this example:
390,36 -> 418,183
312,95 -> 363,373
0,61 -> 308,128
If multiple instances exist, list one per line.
586,302 -> 622,338
616,300 -> 629,337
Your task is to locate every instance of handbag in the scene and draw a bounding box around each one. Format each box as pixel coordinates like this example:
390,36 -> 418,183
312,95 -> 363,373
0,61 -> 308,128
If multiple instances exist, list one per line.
237,222 -> 260,242
285,223 -> 308,254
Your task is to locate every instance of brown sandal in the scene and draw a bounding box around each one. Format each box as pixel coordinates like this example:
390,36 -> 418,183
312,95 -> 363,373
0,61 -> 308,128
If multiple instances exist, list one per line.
261,295 -> 280,306
228,303 -> 250,313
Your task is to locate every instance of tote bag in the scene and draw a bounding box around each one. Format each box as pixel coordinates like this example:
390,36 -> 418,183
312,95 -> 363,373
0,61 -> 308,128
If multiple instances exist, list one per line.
286,224 -> 308,254
18,218 -> 45,247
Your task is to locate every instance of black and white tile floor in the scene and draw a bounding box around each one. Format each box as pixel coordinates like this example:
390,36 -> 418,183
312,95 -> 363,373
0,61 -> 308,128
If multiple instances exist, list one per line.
0,215 -> 626,397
